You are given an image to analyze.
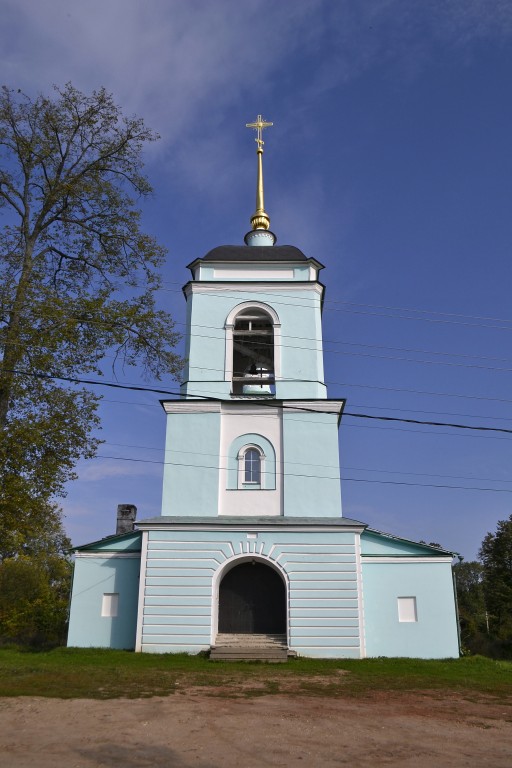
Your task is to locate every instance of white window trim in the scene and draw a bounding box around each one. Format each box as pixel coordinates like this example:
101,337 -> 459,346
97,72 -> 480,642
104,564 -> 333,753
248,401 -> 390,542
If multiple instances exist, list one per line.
101,592 -> 119,618
237,444 -> 265,489
225,301 -> 281,383
397,596 -> 418,623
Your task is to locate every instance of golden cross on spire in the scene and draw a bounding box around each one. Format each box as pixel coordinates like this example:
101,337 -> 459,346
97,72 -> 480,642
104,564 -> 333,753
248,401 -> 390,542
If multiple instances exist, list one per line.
246,114 -> 273,150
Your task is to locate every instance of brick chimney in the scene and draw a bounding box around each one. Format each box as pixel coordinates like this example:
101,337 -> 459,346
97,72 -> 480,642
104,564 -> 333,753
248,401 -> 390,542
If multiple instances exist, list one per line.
116,504 -> 137,535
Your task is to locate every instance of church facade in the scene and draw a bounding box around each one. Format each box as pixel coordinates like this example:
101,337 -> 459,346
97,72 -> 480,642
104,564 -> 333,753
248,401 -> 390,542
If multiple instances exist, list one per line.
67,118 -> 459,659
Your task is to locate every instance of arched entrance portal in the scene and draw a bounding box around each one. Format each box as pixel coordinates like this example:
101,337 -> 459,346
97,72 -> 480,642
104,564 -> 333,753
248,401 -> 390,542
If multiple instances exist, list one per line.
218,562 -> 286,634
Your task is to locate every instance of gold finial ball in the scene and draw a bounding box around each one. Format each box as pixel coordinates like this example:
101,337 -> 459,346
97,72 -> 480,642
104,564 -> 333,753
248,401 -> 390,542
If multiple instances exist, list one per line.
250,213 -> 270,231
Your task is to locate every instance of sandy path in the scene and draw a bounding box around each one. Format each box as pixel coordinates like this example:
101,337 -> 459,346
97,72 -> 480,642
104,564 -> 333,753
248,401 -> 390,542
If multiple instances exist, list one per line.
0,691 -> 511,767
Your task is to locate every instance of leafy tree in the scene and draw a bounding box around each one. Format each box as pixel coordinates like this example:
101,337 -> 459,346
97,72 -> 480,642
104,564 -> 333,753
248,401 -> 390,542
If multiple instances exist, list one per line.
0,552 -> 71,646
479,514 -> 512,643
0,84 -> 181,557
453,560 -> 487,650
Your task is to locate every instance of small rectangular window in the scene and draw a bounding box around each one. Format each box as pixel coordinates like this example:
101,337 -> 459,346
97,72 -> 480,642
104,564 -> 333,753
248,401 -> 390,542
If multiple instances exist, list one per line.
101,592 -> 119,617
397,596 -> 417,622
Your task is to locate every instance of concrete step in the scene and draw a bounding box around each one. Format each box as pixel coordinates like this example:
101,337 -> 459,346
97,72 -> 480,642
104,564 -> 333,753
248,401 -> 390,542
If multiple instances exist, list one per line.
210,647 -> 288,662
210,633 -> 289,662
214,633 -> 287,648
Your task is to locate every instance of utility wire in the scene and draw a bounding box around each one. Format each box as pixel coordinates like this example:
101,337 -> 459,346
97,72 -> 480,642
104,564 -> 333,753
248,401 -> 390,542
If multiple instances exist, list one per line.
7,282 -> 512,330
104,440 -> 512,485
94,453 -> 512,495
158,277 -> 512,326
5,366 -> 512,436
7,311 -> 512,367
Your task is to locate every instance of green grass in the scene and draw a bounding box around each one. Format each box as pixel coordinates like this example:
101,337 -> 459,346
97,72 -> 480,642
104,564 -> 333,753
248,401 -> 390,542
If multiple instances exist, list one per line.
0,648 -> 510,700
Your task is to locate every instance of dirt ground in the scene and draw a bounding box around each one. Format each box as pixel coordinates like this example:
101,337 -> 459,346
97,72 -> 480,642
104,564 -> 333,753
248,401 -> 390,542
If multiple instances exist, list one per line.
0,689 -> 511,768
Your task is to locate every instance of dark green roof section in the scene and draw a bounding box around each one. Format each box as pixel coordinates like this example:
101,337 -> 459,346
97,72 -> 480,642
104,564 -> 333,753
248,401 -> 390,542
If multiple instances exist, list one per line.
72,530 -> 142,553
137,515 -> 366,528
361,528 -> 456,557
186,245 -> 325,273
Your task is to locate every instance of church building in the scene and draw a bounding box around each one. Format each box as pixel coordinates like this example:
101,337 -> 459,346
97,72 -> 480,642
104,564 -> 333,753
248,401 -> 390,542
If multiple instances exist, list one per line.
67,117 -> 459,659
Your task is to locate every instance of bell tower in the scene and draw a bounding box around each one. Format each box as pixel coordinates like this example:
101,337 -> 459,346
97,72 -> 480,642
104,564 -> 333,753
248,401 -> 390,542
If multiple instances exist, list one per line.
161,116 -> 344,518
68,115 -> 459,662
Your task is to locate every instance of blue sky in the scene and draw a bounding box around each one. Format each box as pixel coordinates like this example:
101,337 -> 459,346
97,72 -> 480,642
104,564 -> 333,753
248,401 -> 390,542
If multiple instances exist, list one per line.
3,0 -> 512,558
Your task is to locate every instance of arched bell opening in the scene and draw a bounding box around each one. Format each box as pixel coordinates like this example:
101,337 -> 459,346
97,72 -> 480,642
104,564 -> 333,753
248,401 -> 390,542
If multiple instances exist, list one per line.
218,560 -> 286,635
232,308 -> 274,395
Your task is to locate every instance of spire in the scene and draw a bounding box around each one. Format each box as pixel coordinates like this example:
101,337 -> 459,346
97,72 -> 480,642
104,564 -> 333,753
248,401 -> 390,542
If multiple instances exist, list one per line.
244,114 -> 276,246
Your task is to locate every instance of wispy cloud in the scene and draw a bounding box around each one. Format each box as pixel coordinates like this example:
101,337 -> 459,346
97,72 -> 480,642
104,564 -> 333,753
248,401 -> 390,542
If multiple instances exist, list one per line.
77,457 -> 162,483
3,2 -> 511,147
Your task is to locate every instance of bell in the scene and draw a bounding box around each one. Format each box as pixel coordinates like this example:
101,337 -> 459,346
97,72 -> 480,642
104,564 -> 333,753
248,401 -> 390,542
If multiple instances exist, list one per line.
242,363 -> 272,394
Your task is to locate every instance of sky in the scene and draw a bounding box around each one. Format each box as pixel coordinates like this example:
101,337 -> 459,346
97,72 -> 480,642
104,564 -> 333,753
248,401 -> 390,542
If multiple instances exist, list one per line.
2,0 -> 512,559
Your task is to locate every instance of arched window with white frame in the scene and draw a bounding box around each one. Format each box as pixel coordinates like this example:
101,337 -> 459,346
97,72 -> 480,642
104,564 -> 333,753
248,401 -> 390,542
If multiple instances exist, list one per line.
244,447 -> 262,483
225,303 -> 281,396
226,434 -> 276,492
238,444 -> 265,489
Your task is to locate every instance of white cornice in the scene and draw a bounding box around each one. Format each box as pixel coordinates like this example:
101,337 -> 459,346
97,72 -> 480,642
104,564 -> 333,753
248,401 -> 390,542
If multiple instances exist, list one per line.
221,402 -> 280,416
281,400 -> 345,414
137,523 -> 365,533
74,552 -> 141,559
162,401 -> 222,414
183,281 -> 324,297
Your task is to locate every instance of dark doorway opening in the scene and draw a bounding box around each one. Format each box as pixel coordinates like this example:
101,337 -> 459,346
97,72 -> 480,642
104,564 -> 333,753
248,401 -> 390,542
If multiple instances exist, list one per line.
218,562 -> 286,634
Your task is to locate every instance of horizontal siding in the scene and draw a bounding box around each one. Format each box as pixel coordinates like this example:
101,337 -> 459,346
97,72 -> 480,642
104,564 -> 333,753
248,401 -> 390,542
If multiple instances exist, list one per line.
290,617 -> 359,627
142,633 -> 211,644
291,636 -> 360,647
145,577 -> 212,587
279,554 -> 356,563
147,559 -> 221,569
144,615 -> 210,626
144,605 -> 210,615
286,565 -> 356,582
290,626 -> 359,637
140,529 -> 361,657
146,568 -> 215,578
290,599 -> 357,616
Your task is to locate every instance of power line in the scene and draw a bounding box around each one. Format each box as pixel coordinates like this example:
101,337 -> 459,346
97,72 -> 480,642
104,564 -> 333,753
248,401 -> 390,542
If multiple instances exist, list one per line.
155,284 -> 512,330
6,367 -> 512,438
8,282 -> 512,331
8,308 -> 512,366
94,453 -> 512,495
103,440 -> 512,485
158,277 -> 512,326
98,393 -> 512,425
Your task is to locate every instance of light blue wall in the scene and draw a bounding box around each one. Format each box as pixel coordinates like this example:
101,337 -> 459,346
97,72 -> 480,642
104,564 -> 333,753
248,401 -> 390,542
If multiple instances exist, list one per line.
182,286 -> 326,400
162,411 -> 221,516
67,556 -> 140,649
140,528 -> 360,658
282,411 -> 342,517
361,530 -> 451,557
362,562 -> 459,658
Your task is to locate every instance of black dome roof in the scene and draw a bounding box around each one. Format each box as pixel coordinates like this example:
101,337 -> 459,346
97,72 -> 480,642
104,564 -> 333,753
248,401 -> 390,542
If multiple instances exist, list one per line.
201,245 -> 309,262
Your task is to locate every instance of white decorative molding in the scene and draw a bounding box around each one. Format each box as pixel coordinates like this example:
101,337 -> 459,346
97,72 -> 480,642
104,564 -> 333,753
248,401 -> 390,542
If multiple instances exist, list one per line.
74,552 -> 140,559
162,401 -> 221,414
138,522 -> 365,534
355,531 -> 366,659
213,267 -> 295,279
224,300 -> 282,384
210,552 -> 290,644
184,281 -> 324,297
135,530 -> 149,653
281,400 -> 345,414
